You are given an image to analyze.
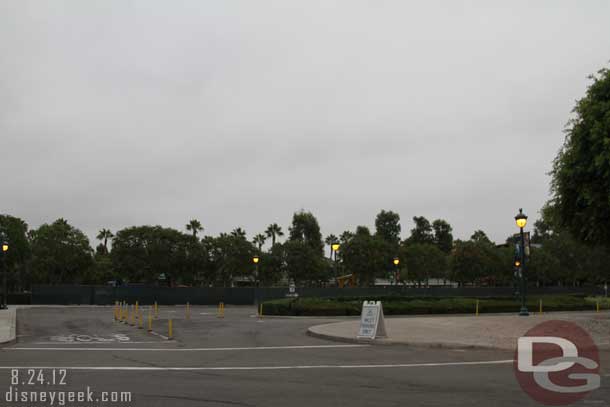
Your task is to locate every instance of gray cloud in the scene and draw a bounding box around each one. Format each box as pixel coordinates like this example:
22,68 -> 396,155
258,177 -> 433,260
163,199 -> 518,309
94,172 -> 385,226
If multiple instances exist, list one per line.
2,0 -> 609,245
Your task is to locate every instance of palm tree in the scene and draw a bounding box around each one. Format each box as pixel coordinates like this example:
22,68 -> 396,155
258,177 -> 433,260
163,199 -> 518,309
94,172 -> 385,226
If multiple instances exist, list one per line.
231,227 -> 247,239
325,234 -> 339,258
186,219 -> 203,238
340,231 -> 354,245
96,229 -> 114,254
265,223 -> 284,246
253,234 -> 267,251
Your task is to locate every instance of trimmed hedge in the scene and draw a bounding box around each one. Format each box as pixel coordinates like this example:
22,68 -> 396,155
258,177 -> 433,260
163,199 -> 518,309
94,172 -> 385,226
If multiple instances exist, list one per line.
261,294 -> 601,316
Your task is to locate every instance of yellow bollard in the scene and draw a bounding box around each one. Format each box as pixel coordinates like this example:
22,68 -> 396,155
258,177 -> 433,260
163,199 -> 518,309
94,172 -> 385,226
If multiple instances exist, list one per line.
186,302 -> 190,320
218,302 -> 224,318
135,301 -> 139,314
475,300 -> 479,316
168,319 -> 173,340
130,306 -> 136,326
539,299 -> 543,314
147,313 -> 153,332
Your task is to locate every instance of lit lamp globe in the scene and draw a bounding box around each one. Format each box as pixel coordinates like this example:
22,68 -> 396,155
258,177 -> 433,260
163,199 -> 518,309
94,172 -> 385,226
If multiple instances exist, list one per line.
1,242 -> 7,253
393,258 -> 400,266
515,209 -> 528,229
252,256 -> 260,264
331,243 -> 340,252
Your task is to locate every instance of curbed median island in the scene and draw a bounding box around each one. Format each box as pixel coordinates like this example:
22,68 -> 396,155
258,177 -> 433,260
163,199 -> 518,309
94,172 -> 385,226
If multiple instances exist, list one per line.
262,295 -> 609,316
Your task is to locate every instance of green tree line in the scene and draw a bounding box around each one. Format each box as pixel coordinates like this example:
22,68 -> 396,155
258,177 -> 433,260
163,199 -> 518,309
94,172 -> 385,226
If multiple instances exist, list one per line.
1,206 -> 609,290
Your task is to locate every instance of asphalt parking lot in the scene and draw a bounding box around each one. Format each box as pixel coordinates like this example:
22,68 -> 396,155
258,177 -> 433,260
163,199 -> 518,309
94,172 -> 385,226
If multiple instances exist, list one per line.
1,306 -> 608,406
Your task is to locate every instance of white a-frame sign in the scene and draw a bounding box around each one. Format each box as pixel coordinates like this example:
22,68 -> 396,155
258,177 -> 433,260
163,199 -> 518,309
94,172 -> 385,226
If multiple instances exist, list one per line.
357,301 -> 387,339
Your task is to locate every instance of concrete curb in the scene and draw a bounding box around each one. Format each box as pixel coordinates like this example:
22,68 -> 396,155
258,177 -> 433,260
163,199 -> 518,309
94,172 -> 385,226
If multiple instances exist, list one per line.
306,323 -> 506,350
0,307 -> 17,346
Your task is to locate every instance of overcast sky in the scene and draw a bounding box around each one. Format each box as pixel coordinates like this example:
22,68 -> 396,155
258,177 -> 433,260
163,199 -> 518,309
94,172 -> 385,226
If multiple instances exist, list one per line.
1,1 -> 609,247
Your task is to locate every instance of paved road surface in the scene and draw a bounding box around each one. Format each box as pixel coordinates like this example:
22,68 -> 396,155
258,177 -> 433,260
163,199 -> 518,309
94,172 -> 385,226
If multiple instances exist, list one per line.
1,306 -> 608,406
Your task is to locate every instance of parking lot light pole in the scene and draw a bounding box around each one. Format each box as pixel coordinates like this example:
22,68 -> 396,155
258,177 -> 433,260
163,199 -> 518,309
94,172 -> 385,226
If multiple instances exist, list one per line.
393,258 -> 400,285
1,237 -> 8,310
515,208 -> 529,316
331,243 -> 340,277
252,255 -> 260,286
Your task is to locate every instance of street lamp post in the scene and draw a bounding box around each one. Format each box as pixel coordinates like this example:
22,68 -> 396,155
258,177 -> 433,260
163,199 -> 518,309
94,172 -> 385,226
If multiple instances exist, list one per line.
1,236 -> 8,310
515,208 -> 529,316
393,258 -> 400,286
252,255 -> 260,286
331,243 -> 340,278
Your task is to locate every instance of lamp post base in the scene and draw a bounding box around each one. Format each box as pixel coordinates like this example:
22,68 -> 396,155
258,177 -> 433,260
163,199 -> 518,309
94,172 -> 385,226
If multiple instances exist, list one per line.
519,307 -> 529,316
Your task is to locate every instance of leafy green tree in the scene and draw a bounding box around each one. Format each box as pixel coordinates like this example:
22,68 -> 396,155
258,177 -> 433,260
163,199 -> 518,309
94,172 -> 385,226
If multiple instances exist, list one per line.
288,211 -> 324,255
432,219 -> 453,253
528,247 -> 560,287
374,210 -> 401,246
253,234 -> 267,251
532,207 -> 554,244
111,226 -> 204,285
30,219 -> 93,284
284,211 -> 326,285
342,233 -> 390,287
0,214 -> 31,270
401,243 -> 447,287
283,240 -> 328,286
470,230 -> 493,245
265,223 -> 284,246
449,240 -> 503,286
185,219 -> 203,238
207,232 -> 256,286
355,225 -> 371,236
0,214 -> 31,291
258,243 -> 286,286
551,67 -> 610,247
408,216 -> 434,245
86,253 -> 115,285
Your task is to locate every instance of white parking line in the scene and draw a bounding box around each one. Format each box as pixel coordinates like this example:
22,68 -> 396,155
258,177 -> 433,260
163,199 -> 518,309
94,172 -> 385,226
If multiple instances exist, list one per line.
32,342 -> 161,345
0,360 -> 514,371
4,344 -> 369,352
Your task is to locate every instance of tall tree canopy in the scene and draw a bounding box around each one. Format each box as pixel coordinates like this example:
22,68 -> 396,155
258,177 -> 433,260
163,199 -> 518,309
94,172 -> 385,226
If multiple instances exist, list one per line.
470,230 -> 493,246
342,232 -> 390,287
551,67 -> 610,247
253,234 -> 267,251
265,223 -> 284,246
401,243 -> 447,286
0,214 -> 31,269
185,219 -> 203,238
432,219 -> 453,253
408,216 -> 434,245
111,225 -> 204,285
30,219 -> 93,284
288,211 -> 324,255
374,210 -> 401,246
96,228 -> 114,254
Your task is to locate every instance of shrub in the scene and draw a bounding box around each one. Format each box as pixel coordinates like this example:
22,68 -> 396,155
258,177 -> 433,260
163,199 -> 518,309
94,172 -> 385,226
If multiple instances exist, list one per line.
261,294 -> 597,316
